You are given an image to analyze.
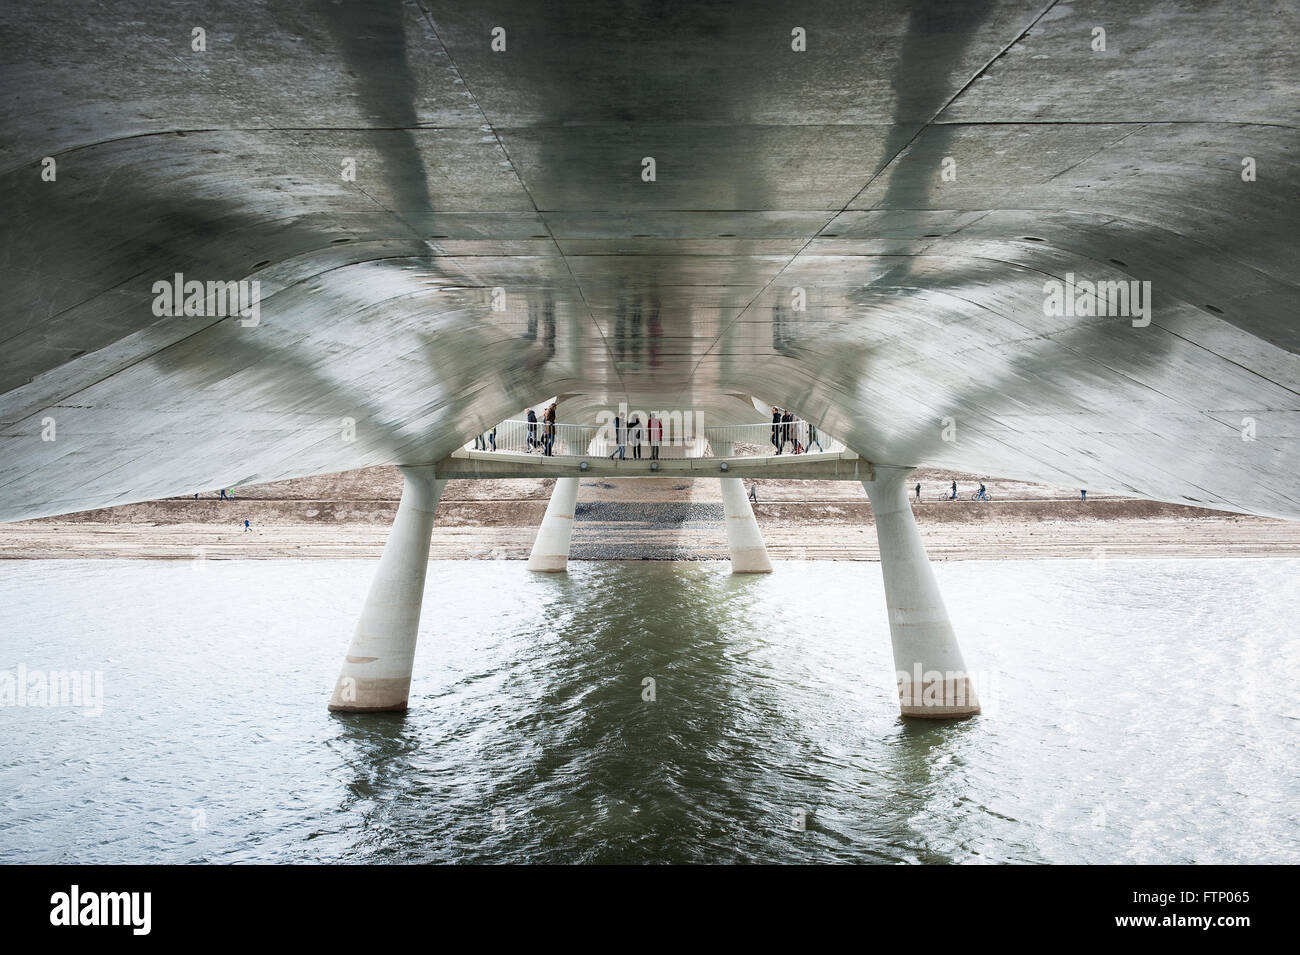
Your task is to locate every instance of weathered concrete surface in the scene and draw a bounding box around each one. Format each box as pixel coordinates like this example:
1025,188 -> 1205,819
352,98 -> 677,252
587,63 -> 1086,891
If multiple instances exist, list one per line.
0,1 -> 1297,524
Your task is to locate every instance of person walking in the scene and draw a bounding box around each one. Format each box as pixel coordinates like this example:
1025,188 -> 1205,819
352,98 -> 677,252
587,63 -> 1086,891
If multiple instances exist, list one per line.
629,415 -> 642,460
543,403 -> 557,456
950,480 -> 957,501
488,424 -> 497,451
915,482 -> 921,502
526,408 -> 538,451
474,431 -> 486,450
1080,489 -> 1087,501
771,407 -> 781,453
649,413 -> 662,460
608,415 -> 625,460
219,488 -> 229,501
748,483 -> 758,504
807,421 -> 823,452
781,410 -> 794,453
243,519 -> 251,532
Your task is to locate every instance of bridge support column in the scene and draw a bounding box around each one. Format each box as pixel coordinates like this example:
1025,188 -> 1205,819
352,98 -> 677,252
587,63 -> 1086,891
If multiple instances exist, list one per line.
528,477 -> 579,572
329,466 -> 446,712
862,467 -> 979,718
715,441 -> 772,573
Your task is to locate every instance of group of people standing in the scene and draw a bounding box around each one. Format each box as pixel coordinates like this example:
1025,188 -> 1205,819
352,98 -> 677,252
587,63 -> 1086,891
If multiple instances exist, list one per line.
607,413 -> 664,460
524,404 -> 558,456
770,407 -> 823,455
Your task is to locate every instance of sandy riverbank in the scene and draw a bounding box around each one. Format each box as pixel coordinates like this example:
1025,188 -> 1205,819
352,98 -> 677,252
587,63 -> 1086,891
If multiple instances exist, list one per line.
2,467 -> 1295,560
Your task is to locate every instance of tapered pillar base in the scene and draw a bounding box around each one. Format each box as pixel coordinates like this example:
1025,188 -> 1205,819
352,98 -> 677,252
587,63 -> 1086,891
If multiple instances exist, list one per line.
527,477 -> 579,572
329,466 -> 445,713
328,691 -> 410,714
898,674 -> 981,719
729,547 -> 773,573
863,467 -> 980,719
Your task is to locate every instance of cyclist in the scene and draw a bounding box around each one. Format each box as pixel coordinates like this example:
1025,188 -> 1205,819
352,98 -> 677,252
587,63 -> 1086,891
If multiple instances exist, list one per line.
977,482 -> 987,501
950,480 -> 957,500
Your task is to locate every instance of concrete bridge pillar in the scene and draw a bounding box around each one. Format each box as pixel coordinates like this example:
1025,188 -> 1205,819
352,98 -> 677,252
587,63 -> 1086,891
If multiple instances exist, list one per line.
528,477 -> 580,572
714,441 -> 772,573
862,466 -> 979,718
329,466 -> 446,712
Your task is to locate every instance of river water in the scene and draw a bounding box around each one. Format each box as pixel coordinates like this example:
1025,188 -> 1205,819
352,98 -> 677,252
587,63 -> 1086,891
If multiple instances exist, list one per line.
1,558 -> 1296,864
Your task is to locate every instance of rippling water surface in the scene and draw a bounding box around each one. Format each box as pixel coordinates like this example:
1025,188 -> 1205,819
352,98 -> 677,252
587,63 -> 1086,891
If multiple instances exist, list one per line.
1,558 -> 1297,864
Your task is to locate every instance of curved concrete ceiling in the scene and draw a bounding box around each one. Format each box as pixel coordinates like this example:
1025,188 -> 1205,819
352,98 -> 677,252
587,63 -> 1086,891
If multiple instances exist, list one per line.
0,0 -> 1296,521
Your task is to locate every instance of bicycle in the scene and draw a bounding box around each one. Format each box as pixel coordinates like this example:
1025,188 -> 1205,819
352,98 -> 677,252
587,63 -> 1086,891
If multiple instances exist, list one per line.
970,490 -> 992,502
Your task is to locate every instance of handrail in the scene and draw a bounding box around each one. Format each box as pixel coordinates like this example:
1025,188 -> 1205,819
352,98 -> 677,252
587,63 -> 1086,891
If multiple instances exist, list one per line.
704,422 -> 844,456
467,417 -> 845,459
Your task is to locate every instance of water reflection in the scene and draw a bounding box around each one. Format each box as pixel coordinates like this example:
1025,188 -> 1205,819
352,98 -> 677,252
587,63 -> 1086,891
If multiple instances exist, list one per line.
3,558 -> 1297,864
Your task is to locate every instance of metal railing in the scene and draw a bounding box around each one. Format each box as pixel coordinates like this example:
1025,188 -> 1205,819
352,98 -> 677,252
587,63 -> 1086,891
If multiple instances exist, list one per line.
704,421 -> 845,456
467,420 -> 708,459
466,418 -> 845,460
593,430 -> 709,460
469,420 -> 598,457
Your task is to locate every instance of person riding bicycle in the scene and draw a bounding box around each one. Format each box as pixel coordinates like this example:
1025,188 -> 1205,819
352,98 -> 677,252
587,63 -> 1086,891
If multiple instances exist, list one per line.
978,482 -> 987,501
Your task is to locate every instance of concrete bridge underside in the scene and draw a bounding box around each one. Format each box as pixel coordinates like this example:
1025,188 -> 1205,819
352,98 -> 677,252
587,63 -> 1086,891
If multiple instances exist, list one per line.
2,1 -> 1296,718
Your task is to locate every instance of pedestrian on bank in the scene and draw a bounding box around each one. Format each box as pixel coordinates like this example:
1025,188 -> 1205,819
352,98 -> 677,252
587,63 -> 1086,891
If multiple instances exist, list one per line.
915,482 -> 921,502
749,483 -> 758,504
243,519 -> 251,532
649,414 -> 662,460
